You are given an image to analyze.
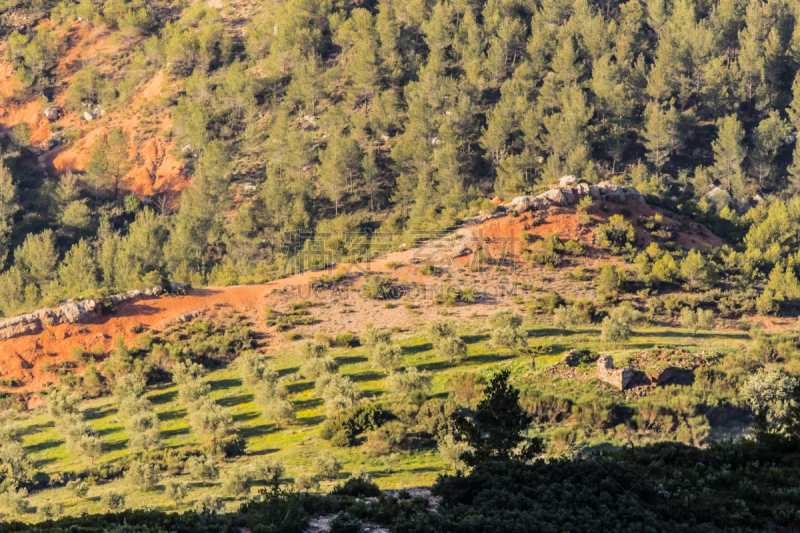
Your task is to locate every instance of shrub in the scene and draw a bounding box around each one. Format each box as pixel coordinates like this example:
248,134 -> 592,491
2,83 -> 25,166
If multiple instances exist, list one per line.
237,352 -> 280,388
124,460 -> 160,492
362,276 -> 396,299
66,479 -> 90,498
491,326 -> 527,350
489,310 -> 523,330
294,474 -> 319,491
165,481 -> 188,504
314,332 -> 334,346
313,451 -> 342,479
435,284 -> 477,305
320,403 -> 387,446
595,214 -> 635,255
257,395 -> 296,427
0,487 -> 31,515
222,467 -> 253,497
126,410 -> 162,451
301,356 -> 339,379
448,372 -> 486,404
285,332 -> 301,341
370,342 -> 404,373
362,326 -> 392,348
186,455 -> 219,485
387,367 -> 432,395
194,493 -> 224,513
596,264 -> 627,295
316,374 -> 362,414
35,502 -> 64,521
331,477 -> 381,498
419,264 -> 437,276
439,434 -> 473,471
254,458 -> 285,482
335,332 -> 357,347
601,305 -> 643,347
101,491 -> 126,512
427,319 -> 457,346
552,305 -> 579,332
330,512 -> 363,533
437,336 -> 467,364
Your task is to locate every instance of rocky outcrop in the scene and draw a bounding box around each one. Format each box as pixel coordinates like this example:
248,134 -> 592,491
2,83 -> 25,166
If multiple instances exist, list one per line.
0,286 -> 166,341
0,300 -> 99,341
597,355 -> 634,390
505,177 -> 646,215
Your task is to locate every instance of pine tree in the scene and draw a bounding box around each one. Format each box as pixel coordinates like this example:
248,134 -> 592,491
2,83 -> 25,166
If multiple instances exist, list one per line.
643,102 -> 679,177
456,370 -> 541,466
712,114 -> 747,194
85,127 -> 131,201
751,111 -> 790,190
0,162 -> 18,268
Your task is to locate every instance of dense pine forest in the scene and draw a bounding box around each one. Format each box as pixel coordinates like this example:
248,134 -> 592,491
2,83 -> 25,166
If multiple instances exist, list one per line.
0,0 -> 800,314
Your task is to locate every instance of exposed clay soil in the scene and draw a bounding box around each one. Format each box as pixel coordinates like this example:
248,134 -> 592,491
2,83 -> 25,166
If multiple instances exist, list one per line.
0,22 -> 189,201
0,202 -> 735,395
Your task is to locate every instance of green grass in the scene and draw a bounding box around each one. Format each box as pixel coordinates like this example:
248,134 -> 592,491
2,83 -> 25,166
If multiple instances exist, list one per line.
13,320 -> 753,518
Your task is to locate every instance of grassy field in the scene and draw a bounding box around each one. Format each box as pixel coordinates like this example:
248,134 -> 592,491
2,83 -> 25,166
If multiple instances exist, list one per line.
14,319 -> 754,519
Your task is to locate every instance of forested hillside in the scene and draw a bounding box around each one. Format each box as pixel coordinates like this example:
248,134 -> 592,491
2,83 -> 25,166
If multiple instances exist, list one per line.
1,0 -> 800,317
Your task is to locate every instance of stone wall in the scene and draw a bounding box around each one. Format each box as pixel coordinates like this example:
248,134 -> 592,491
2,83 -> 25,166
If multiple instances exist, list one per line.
504,176 -> 647,214
597,355 -> 634,390
0,285 -> 165,341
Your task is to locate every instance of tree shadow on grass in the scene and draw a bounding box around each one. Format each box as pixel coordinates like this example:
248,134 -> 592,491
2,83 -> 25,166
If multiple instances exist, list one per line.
335,355 -> 368,366
348,370 -> 384,382
417,361 -> 451,372
233,411 -> 260,423
24,439 -> 61,454
462,334 -> 489,344
293,398 -> 323,411
218,393 -> 253,408
150,390 -> 178,405
33,457 -> 58,469
209,378 -> 242,392
402,343 -> 433,355
158,408 -> 187,422
297,414 -> 325,426
84,405 -> 117,420
288,381 -> 314,394
103,438 -> 129,453
23,421 -> 54,434
278,367 -> 300,377
466,352 -> 516,365
238,424 -> 276,439
97,427 -> 123,438
644,330 -> 749,340
161,427 -> 191,439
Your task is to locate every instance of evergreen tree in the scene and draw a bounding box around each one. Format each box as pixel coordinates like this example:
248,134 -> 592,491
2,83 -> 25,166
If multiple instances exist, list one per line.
712,114 -> 747,197
85,127 -> 131,201
456,370 -> 542,466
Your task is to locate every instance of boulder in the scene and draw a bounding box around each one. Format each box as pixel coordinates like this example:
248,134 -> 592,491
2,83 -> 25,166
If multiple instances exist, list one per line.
83,111 -> 95,121
43,107 -> 60,121
605,190 -> 627,203
561,187 -> 576,205
541,188 -> 567,206
506,196 -> 535,213
557,175 -> 578,187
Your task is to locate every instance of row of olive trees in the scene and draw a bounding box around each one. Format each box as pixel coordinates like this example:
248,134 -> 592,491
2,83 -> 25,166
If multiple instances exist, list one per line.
172,362 -> 237,453
238,352 -> 295,426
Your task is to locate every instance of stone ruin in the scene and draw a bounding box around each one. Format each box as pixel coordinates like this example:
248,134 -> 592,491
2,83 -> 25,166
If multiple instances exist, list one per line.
503,175 -> 647,214
0,285 -> 167,341
596,355 -> 634,390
